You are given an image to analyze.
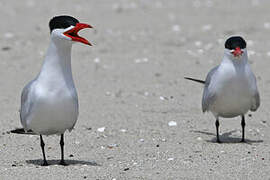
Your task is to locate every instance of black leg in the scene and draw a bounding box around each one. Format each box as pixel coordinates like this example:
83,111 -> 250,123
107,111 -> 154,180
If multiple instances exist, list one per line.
59,134 -> 67,166
40,135 -> 48,166
241,115 -> 246,142
215,118 -> 221,143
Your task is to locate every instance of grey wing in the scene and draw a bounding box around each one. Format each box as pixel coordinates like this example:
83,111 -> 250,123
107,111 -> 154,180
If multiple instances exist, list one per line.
69,87 -> 79,130
70,86 -> 79,117
249,74 -> 260,111
250,91 -> 260,111
20,80 -> 35,130
202,66 -> 218,112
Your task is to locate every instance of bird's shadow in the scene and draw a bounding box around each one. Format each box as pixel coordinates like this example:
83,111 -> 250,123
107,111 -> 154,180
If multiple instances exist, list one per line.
192,130 -> 263,144
26,159 -> 101,166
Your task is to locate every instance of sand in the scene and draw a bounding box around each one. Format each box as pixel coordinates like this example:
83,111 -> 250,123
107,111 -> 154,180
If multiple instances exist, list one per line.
1,0 -> 270,179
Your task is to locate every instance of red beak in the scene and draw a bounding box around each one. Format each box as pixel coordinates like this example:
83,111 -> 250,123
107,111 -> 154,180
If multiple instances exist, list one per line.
64,23 -> 93,46
232,47 -> 243,57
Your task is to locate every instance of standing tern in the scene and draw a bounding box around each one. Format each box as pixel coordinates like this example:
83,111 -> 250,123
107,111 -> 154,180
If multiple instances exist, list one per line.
185,36 -> 260,143
11,15 -> 92,165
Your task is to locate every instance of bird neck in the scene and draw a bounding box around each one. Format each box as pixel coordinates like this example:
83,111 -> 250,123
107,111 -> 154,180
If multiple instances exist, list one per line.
222,53 -> 248,69
38,39 -> 74,84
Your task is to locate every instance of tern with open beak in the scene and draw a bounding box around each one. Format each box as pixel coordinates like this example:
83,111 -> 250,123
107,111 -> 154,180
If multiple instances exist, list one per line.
11,15 -> 93,165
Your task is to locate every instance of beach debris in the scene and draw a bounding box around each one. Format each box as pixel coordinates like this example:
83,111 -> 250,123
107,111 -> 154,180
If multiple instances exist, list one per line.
107,144 -> 118,149
134,57 -> 149,63
85,127 -> 92,131
120,129 -> 127,133
168,121 -> 177,126
124,167 -> 130,171
93,57 -> 100,63
220,151 -> 226,154
144,91 -> 149,96
172,25 -> 181,32
4,32 -> 14,39
97,127 -> 106,132
2,47 -> 11,51
160,96 -> 169,100
160,96 -> 165,100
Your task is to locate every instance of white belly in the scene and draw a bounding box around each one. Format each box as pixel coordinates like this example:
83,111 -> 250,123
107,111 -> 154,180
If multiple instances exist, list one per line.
209,78 -> 253,118
27,88 -> 78,135
211,93 -> 251,118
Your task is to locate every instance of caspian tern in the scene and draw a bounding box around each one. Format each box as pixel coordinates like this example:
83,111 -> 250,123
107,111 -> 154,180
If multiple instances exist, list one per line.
185,36 -> 260,143
11,15 -> 92,165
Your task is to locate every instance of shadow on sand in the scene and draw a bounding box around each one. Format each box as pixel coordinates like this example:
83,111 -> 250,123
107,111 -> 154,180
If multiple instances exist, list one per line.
192,130 -> 263,144
26,159 -> 101,166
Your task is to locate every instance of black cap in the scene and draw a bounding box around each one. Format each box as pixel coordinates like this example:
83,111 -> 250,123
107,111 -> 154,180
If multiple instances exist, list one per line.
225,36 -> 246,50
49,15 -> 79,33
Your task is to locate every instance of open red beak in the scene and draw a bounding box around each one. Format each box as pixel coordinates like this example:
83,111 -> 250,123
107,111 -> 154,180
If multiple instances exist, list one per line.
64,23 -> 93,46
231,47 -> 243,57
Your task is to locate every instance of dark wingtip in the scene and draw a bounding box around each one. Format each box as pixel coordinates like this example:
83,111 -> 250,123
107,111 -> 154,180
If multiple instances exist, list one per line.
10,128 -> 36,135
184,77 -> 205,84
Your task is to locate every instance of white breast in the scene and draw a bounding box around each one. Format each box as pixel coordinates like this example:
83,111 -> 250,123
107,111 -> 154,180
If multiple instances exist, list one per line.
209,63 -> 253,118
21,38 -> 79,135
210,78 -> 252,117
26,82 -> 78,135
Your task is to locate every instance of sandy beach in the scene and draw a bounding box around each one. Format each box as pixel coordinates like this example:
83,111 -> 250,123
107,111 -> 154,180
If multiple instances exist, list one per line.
1,0 -> 270,179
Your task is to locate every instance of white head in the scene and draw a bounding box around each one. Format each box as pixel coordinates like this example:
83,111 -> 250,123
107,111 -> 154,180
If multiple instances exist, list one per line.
49,15 -> 93,46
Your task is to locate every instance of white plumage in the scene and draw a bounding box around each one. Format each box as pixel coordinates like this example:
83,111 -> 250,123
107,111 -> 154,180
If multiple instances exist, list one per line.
20,31 -> 78,135
203,48 -> 260,118
186,36 -> 260,143
17,15 -> 92,166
